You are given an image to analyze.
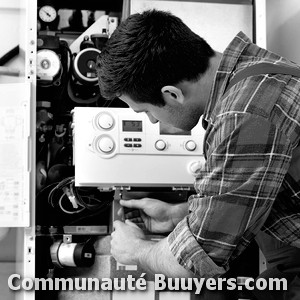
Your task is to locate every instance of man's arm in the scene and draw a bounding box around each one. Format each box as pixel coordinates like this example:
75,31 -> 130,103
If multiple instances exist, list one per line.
111,220 -> 194,278
168,112 -> 293,277
137,237 -> 194,278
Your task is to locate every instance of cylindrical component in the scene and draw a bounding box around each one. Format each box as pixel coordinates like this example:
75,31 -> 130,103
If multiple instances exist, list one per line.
37,49 -> 61,82
73,48 -> 101,84
50,240 -> 95,268
57,243 -> 77,267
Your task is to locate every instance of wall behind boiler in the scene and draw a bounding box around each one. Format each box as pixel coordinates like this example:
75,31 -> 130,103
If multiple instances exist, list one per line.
266,0 -> 300,64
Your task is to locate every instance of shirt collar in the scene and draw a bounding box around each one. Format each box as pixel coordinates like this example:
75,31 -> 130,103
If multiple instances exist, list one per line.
202,31 -> 252,127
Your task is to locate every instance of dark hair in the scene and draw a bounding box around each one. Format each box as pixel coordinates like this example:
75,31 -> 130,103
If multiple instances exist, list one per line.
97,9 -> 215,106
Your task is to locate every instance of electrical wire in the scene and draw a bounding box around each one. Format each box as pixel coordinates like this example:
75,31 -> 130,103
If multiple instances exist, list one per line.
48,177 -> 75,207
47,176 -> 113,217
58,193 -> 85,214
66,197 -> 113,226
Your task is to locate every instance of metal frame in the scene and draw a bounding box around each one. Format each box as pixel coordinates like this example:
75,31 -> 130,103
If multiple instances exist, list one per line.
17,1 -> 37,299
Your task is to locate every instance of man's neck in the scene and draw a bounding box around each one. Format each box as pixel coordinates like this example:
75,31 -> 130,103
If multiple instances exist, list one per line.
173,51 -> 222,119
197,51 -> 222,113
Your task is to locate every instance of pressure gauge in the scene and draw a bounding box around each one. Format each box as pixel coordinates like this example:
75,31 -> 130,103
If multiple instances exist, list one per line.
38,5 -> 57,23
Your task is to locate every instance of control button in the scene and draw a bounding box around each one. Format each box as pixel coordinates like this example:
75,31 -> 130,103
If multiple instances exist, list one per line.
97,136 -> 115,153
188,158 -> 205,175
133,144 -> 142,148
96,112 -> 114,130
133,138 -> 142,142
124,143 -> 133,147
155,139 -> 166,151
124,138 -> 132,142
185,140 -> 197,151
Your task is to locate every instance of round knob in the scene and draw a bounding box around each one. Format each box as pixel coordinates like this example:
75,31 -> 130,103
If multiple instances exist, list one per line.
96,113 -> 114,130
185,140 -> 197,151
97,136 -> 115,154
155,139 -> 167,151
188,158 -> 205,176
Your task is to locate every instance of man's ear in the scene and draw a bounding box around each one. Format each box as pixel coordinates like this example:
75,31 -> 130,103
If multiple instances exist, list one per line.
161,85 -> 184,105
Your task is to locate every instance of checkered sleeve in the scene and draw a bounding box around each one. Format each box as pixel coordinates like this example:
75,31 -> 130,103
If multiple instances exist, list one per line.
168,112 -> 293,277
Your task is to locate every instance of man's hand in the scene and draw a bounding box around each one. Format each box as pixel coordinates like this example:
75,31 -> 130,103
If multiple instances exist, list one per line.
111,219 -> 148,265
119,198 -> 188,233
111,222 -> 195,278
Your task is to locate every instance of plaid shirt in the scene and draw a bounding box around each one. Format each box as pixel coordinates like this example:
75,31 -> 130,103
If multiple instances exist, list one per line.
168,32 -> 300,278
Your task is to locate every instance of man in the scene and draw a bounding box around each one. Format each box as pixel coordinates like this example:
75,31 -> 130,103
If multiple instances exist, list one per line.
97,9 -> 300,298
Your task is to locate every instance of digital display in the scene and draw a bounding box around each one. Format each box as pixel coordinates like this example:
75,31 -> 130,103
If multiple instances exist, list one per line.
160,123 -> 191,135
122,120 -> 143,132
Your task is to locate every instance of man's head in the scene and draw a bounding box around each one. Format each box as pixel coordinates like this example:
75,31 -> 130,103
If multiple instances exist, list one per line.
97,9 -> 215,130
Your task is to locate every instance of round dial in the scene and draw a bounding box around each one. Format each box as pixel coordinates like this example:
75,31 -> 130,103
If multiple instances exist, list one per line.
95,112 -> 114,130
97,136 -> 115,154
39,5 -> 57,23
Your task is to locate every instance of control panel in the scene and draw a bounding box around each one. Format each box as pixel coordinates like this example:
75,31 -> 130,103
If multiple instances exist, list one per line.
72,107 -> 206,188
